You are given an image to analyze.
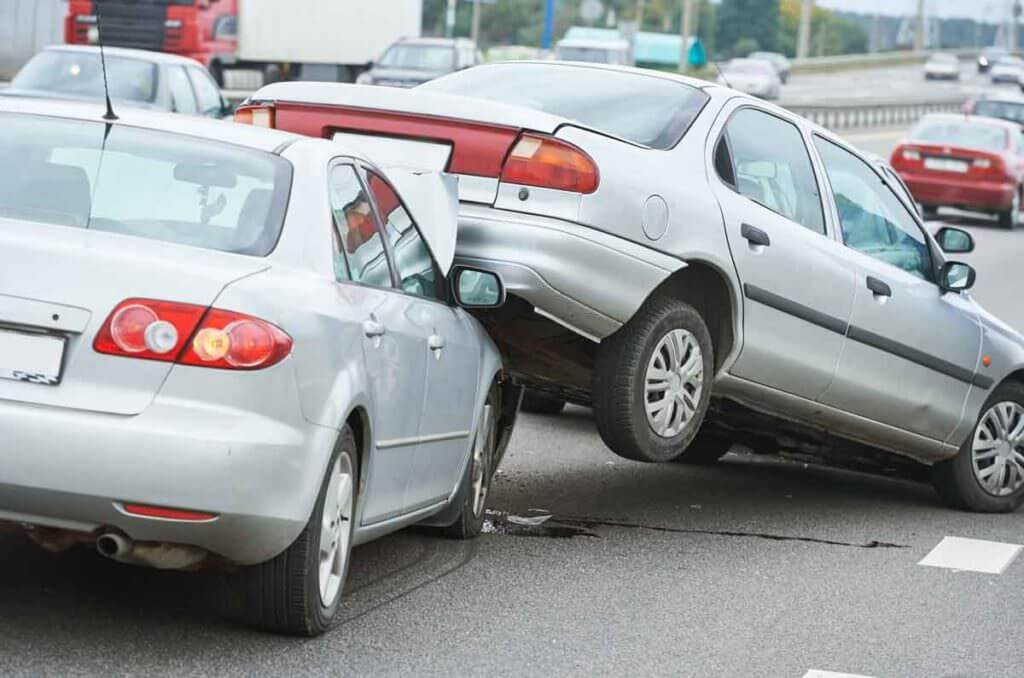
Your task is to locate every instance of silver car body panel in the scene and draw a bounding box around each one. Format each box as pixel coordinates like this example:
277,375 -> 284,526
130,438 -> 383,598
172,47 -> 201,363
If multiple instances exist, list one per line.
250,65 -> 1024,466
0,99 -> 505,565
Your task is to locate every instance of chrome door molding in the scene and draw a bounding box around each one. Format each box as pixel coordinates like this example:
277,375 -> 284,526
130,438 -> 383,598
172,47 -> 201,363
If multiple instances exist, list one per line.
376,430 -> 471,450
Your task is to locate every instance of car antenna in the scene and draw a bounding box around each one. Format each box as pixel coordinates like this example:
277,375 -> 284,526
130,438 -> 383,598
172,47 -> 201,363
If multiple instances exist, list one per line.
712,61 -> 731,89
95,1 -> 118,122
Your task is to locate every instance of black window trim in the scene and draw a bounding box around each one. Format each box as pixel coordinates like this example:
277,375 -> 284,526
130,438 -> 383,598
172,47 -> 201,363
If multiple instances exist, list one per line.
357,163 -> 454,308
713,103 -> 829,237
811,133 -> 938,284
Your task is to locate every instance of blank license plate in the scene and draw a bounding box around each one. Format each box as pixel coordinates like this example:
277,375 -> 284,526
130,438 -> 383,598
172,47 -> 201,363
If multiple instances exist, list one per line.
924,157 -> 968,173
0,329 -> 65,386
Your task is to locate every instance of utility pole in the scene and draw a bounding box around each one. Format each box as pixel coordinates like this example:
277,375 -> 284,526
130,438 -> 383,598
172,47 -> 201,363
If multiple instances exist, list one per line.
541,0 -> 555,50
445,0 -> 457,38
1013,1 -> 1022,52
797,0 -> 813,60
913,0 -> 925,51
679,0 -> 693,73
636,0 -> 645,31
471,0 -> 481,44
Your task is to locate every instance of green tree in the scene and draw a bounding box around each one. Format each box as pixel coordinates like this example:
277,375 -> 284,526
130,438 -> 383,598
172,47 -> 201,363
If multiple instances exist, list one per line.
716,0 -> 779,57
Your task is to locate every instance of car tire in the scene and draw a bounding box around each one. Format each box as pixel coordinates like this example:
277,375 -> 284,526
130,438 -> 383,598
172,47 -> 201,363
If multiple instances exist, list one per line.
670,428 -> 733,465
441,383 -> 500,539
520,390 -> 566,415
932,382 -> 1024,513
593,296 -> 714,463
229,426 -> 358,636
998,188 -> 1021,229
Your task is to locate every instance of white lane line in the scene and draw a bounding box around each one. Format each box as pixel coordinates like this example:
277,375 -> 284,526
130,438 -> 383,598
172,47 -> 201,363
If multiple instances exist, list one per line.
918,536 -> 1023,574
804,670 -> 877,678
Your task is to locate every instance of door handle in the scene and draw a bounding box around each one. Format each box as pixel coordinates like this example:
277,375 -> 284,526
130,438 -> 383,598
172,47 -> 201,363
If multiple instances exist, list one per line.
741,223 -> 771,247
362,318 -> 386,339
866,276 -> 892,298
428,333 -> 445,359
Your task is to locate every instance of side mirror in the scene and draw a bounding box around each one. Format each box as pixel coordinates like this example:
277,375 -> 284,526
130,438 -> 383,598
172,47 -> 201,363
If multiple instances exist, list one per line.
452,267 -> 505,308
940,261 -> 976,293
934,226 -> 975,253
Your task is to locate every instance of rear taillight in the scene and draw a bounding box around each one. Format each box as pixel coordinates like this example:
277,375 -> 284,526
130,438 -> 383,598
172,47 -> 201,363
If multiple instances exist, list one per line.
95,300 -> 291,370
902,149 -> 921,161
500,133 -> 599,194
234,103 -> 276,128
973,157 -> 993,169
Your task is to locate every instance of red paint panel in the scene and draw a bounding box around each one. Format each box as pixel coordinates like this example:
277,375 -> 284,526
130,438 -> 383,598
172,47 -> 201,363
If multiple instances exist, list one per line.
273,103 -> 521,177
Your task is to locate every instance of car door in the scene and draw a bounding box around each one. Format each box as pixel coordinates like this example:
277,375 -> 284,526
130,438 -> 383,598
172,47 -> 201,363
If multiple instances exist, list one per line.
811,136 -> 981,442
363,169 -> 480,510
710,104 -> 858,400
328,162 -> 429,524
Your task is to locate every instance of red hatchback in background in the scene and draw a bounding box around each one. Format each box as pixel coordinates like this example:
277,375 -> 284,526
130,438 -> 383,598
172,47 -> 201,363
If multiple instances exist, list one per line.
890,113 -> 1024,228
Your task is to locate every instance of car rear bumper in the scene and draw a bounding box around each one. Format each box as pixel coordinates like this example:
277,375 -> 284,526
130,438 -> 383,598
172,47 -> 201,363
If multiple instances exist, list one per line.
902,173 -> 1015,211
454,203 -> 684,341
0,363 -> 337,565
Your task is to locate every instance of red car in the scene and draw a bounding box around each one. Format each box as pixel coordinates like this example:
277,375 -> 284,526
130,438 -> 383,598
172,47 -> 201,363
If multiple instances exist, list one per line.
890,113 -> 1024,228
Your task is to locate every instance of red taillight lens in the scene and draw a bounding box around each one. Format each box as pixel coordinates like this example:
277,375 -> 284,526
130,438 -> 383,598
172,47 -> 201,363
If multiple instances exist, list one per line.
122,503 -> 217,522
94,299 -> 206,362
179,308 -> 292,370
500,133 -> 599,194
234,103 -> 276,128
95,300 -> 292,370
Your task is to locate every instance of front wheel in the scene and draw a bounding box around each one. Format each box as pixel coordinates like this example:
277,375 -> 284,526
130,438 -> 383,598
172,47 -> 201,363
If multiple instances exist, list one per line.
230,426 -> 358,636
932,383 -> 1024,513
441,384 -> 499,539
593,297 -> 714,463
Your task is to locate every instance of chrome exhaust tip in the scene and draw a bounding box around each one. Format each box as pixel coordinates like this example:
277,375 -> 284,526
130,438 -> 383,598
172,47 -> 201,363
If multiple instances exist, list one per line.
96,532 -> 132,560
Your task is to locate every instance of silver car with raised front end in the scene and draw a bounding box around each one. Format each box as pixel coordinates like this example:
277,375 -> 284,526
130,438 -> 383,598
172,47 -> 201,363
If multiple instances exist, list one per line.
247,61 -> 1024,513
0,96 -> 517,636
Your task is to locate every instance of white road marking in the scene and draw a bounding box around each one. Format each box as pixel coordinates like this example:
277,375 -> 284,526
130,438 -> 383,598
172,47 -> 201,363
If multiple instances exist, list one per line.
918,536 -> 1023,574
804,670 -> 877,678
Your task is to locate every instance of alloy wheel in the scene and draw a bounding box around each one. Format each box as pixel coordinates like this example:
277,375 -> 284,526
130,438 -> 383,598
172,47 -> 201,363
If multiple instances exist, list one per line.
972,401 -> 1024,497
644,329 -> 704,438
318,452 -> 354,607
471,403 -> 494,517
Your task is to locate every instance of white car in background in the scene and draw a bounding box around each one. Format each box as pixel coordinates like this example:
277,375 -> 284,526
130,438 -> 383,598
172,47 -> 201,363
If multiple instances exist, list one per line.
990,55 -> 1024,84
717,58 -> 782,100
923,53 -> 960,80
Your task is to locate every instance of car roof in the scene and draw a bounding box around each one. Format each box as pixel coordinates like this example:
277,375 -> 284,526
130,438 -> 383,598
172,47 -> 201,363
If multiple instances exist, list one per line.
0,96 -> 300,153
40,44 -> 204,67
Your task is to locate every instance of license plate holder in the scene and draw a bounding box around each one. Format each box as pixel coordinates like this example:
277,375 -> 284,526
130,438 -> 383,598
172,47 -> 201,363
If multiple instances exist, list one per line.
924,157 -> 969,173
0,328 -> 66,386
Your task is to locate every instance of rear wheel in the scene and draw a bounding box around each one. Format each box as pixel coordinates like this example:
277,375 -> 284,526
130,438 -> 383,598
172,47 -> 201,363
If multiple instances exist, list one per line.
230,426 -> 358,636
997,188 -> 1021,229
670,429 -> 733,465
593,297 -> 714,463
932,382 -> 1024,513
520,390 -> 566,415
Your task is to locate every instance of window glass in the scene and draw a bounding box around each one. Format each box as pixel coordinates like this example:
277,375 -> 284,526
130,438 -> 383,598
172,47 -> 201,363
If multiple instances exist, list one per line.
11,50 -> 158,104
724,108 -> 825,234
166,66 -> 197,115
187,67 -> 223,116
814,137 -> 933,281
328,164 -> 391,288
909,118 -> 1008,152
379,44 -> 455,71
0,113 -> 290,256
365,171 -> 445,302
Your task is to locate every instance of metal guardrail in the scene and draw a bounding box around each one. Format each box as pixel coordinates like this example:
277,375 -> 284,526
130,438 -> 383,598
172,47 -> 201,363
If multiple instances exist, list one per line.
791,49 -> 980,73
786,96 -> 966,131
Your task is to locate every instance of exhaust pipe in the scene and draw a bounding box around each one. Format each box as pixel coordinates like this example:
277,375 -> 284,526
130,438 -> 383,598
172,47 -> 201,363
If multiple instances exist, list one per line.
96,532 -> 132,559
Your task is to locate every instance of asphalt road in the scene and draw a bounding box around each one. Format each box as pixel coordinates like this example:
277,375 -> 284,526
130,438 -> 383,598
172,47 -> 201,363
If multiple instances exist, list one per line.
3,92 -> 1024,678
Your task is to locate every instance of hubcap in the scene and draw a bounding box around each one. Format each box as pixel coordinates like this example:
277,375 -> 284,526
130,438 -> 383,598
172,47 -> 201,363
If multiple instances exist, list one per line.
644,329 -> 704,438
318,453 -> 354,607
471,403 -> 493,517
972,401 -> 1024,497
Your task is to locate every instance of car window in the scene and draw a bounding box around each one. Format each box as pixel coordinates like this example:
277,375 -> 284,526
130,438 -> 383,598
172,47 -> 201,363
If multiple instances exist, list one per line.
814,137 -> 933,281
365,171 -> 446,303
166,66 -> 197,115
328,164 -> 392,288
187,67 -> 223,117
910,118 -> 1008,152
11,50 -> 158,104
721,108 -> 825,234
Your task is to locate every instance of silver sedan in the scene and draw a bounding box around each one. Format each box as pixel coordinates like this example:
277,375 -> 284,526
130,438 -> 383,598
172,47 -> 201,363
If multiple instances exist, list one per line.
0,96 -> 517,636
249,61 -> 1024,513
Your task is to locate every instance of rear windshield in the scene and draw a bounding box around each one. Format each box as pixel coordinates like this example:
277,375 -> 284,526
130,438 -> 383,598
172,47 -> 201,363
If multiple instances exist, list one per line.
379,44 -> 455,71
727,59 -> 772,74
0,113 -> 291,256
421,63 -> 709,149
974,100 -> 1024,124
910,119 -> 1009,152
12,51 -> 158,104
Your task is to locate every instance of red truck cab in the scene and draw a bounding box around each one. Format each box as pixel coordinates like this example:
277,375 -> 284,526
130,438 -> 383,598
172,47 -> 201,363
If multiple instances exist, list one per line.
65,0 -> 237,81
